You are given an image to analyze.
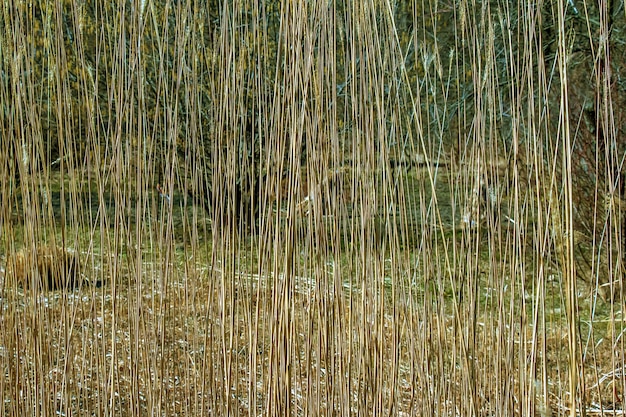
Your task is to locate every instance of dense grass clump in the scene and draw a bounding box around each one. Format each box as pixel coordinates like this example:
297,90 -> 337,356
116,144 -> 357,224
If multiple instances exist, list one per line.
5,244 -> 82,291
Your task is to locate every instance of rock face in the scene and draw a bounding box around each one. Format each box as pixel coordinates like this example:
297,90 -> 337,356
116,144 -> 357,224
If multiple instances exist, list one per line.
5,245 -> 81,291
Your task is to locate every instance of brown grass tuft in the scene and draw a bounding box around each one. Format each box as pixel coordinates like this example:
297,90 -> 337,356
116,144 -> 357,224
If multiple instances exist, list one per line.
5,245 -> 82,291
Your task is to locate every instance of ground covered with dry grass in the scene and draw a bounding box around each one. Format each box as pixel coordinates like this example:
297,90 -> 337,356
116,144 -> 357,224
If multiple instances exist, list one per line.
1,167 -> 624,417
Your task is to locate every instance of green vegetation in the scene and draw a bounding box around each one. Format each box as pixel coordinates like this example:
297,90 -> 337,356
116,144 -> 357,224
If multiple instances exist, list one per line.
1,0 -> 625,415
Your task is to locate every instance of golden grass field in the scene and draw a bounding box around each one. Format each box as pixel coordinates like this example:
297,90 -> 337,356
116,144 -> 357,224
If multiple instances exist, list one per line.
1,0 -> 625,416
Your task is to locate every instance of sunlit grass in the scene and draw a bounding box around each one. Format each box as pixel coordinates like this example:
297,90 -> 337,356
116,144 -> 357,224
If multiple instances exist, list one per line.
1,0 -> 624,416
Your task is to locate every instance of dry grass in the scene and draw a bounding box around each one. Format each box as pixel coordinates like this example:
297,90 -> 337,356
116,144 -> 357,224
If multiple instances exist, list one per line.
4,244 -> 82,291
1,0 -> 625,416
